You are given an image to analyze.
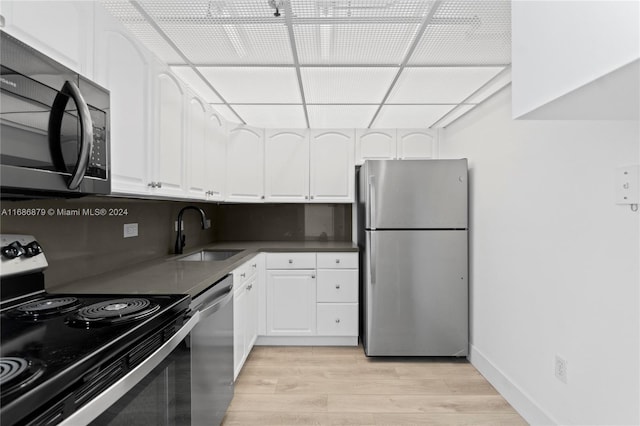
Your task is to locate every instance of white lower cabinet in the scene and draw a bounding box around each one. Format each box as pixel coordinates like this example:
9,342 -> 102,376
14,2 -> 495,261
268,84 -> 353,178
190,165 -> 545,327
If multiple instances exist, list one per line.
232,255 -> 261,379
266,269 -> 317,336
260,252 -> 358,346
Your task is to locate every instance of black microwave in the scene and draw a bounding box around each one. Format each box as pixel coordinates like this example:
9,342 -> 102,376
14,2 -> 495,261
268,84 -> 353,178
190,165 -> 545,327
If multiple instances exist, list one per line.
0,31 -> 110,198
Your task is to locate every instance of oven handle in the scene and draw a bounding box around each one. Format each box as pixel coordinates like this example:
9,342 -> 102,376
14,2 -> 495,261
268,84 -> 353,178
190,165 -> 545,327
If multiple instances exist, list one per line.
58,312 -> 200,426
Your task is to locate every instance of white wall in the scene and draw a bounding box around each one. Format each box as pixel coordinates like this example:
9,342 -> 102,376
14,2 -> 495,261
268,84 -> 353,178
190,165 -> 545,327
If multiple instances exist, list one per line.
512,0 -> 640,119
441,87 -> 639,425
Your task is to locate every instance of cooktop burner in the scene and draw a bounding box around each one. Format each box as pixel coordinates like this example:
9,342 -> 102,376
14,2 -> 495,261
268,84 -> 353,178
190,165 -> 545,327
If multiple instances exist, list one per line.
0,357 -> 44,396
9,297 -> 81,319
68,298 -> 160,327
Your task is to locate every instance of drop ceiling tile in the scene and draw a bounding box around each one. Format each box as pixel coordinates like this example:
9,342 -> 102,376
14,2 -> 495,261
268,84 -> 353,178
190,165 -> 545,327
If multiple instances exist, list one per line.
466,67 -> 511,103
308,105 -> 378,128
231,105 -> 307,128
131,0 -> 293,64
197,67 -> 301,103
373,105 -> 455,128
388,67 -> 503,103
432,104 -> 475,128
294,23 -> 420,65
409,0 -> 511,65
100,0 -> 184,63
171,67 -> 223,103
291,1 -> 434,19
301,67 -> 398,103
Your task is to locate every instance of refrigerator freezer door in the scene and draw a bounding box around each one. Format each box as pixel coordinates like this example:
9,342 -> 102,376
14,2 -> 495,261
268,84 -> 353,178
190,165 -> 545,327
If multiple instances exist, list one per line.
363,229 -> 468,356
362,159 -> 468,229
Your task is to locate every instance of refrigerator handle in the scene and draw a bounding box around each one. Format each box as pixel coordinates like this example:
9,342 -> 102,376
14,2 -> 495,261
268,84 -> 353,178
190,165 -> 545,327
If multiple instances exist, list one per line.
369,175 -> 376,230
369,233 -> 376,285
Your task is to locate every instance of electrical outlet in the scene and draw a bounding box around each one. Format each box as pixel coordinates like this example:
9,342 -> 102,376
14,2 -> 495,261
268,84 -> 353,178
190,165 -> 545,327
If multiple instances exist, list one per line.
123,223 -> 138,238
555,355 -> 568,383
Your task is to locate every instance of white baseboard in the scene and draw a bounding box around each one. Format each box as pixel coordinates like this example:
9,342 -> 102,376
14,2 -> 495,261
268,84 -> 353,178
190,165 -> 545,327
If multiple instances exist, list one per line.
469,344 -> 557,426
255,335 -> 358,346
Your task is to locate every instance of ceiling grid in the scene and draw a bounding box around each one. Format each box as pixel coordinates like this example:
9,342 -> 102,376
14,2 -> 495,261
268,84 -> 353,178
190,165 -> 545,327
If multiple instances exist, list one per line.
100,0 -> 512,129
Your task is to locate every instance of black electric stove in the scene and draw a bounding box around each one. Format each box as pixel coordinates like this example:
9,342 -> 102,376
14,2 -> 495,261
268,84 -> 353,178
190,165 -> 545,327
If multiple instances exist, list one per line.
0,235 -> 190,426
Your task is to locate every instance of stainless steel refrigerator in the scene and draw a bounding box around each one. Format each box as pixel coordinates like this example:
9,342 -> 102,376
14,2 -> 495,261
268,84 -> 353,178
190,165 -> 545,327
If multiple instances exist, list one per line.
357,159 -> 468,356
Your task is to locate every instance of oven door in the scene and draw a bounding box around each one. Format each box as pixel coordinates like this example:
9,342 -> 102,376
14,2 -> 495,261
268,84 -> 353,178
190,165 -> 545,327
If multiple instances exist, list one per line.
59,313 -> 199,426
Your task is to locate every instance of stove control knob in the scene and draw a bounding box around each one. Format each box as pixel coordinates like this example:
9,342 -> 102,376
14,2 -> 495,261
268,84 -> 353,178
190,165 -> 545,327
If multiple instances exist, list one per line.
23,241 -> 42,257
1,241 -> 26,259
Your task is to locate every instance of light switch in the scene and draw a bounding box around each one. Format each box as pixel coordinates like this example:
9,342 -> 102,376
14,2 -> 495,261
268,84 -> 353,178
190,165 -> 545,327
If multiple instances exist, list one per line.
616,165 -> 639,204
124,223 -> 138,238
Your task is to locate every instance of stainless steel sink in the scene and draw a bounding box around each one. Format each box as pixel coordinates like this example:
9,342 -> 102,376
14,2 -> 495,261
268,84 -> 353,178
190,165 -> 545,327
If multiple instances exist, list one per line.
177,250 -> 242,262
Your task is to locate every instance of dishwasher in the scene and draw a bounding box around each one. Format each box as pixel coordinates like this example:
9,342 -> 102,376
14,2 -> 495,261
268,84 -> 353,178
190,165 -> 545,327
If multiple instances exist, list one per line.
189,274 -> 234,425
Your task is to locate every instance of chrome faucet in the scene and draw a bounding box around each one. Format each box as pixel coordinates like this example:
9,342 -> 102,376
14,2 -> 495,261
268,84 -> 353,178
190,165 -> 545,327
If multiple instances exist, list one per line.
175,206 -> 210,254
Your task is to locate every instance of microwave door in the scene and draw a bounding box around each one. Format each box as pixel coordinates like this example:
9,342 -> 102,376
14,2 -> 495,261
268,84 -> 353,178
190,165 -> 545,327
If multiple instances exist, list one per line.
49,80 -> 94,190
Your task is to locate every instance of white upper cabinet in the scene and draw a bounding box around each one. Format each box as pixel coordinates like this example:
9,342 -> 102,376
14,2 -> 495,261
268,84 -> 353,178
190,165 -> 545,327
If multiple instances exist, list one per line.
355,129 -> 397,165
93,6 -> 151,196
205,112 -> 227,201
397,129 -> 436,160
185,93 -> 208,199
0,1 -> 94,76
309,130 -> 355,203
226,125 -> 264,202
151,65 -> 185,197
265,129 -> 310,202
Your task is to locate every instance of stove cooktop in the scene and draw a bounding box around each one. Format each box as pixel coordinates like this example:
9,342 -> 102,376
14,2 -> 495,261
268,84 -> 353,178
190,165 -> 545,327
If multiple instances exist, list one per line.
0,292 -> 190,426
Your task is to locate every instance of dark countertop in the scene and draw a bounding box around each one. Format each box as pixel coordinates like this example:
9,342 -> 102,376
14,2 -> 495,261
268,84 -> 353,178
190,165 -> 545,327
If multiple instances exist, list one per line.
50,241 -> 358,298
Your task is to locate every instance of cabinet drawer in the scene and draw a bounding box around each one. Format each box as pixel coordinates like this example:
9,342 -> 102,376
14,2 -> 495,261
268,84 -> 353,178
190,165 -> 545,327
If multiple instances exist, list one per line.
317,252 -> 358,269
234,255 -> 259,284
317,270 -> 358,303
266,253 -> 316,269
317,304 -> 358,336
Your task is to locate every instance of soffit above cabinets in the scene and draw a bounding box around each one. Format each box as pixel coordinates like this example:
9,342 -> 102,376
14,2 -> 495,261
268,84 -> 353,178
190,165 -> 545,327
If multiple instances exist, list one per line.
101,0 -> 512,129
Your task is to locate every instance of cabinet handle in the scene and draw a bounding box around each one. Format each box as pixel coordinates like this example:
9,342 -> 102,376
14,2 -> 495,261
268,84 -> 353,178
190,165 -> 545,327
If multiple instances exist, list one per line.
310,196 -> 314,200
148,182 -> 156,188
261,195 -> 265,199
240,273 -> 246,278
335,318 -> 341,324
288,259 -> 293,264
311,275 -> 315,279
305,196 -> 309,200
336,259 -> 340,264
335,284 -> 341,289
157,182 -> 162,188
247,284 -> 253,290
252,263 -> 257,268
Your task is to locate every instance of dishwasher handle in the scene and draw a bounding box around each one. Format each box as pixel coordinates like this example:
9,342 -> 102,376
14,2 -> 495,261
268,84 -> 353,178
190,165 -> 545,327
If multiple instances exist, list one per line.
199,288 -> 233,319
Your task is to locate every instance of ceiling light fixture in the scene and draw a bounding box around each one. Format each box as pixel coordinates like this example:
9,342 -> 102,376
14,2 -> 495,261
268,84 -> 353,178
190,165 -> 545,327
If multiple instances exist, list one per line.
268,0 -> 284,17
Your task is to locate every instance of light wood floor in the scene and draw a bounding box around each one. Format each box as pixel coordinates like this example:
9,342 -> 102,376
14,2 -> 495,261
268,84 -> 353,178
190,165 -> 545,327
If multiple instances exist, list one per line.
222,345 -> 527,425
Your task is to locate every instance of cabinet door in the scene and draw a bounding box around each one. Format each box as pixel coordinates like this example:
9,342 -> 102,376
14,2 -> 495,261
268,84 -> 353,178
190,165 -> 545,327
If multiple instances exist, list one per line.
309,129 -> 355,203
206,112 -> 227,201
152,69 -> 185,196
264,129 -> 310,202
186,95 -> 207,199
94,9 -> 150,195
397,129 -> 436,160
233,284 -> 247,380
246,274 -> 259,350
226,126 -> 264,202
1,1 -> 94,76
266,270 -> 316,336
355,129 -> 397,165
